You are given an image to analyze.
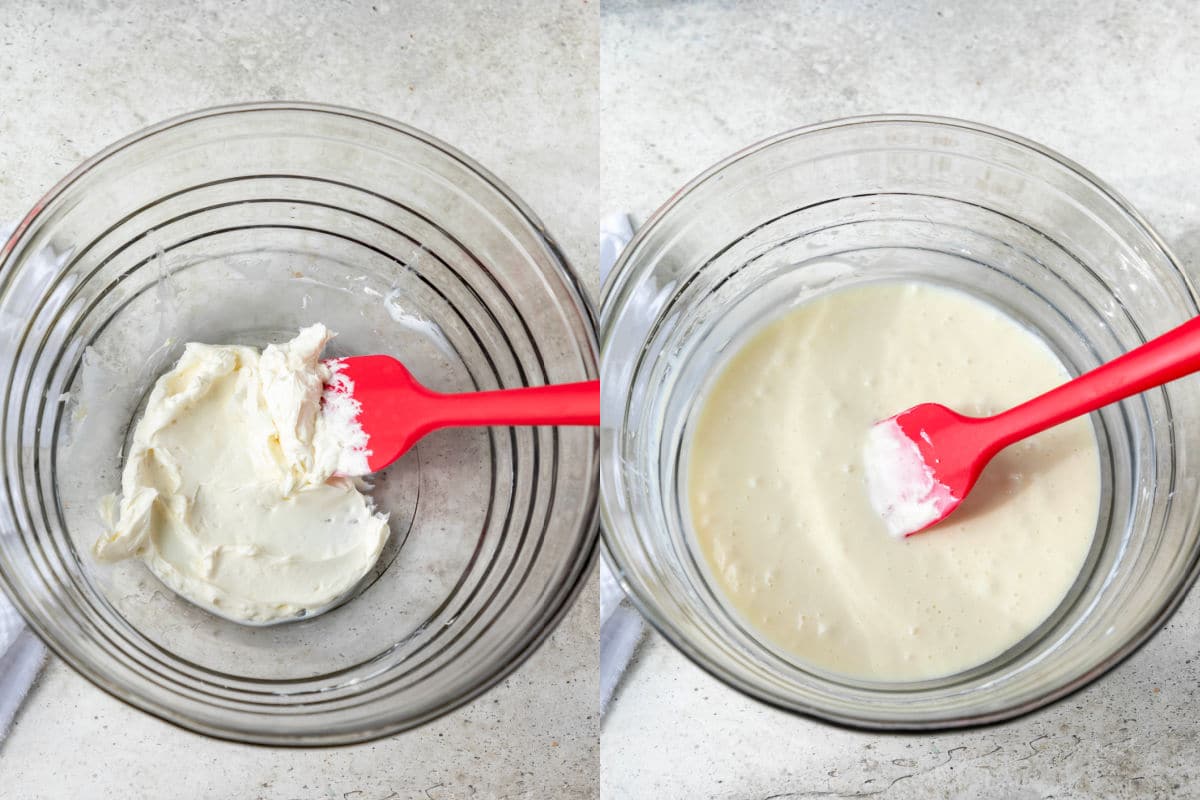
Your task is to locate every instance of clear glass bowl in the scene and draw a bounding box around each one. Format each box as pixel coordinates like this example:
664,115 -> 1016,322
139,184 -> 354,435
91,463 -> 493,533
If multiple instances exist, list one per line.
0,103 -> 598,744
600,115 -> 1200,729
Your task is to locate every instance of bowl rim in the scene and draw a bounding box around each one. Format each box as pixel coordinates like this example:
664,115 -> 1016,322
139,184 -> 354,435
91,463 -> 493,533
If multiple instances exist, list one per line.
599,112 -> 1200,732
0,100 -> 600,746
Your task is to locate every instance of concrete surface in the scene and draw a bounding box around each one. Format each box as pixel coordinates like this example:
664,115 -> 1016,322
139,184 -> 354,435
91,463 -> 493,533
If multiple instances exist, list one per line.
600,1 -> 1200,798
0,1 -> 598,799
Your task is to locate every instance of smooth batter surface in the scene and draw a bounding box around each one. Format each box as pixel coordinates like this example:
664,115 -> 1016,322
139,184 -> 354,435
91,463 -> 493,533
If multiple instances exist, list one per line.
688,281 -> 1101,682
94,325 -> 388,624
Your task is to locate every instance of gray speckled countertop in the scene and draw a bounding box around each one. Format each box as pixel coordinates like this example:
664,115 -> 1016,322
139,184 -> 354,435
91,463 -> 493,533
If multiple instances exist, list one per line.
600,1 -> 1200,798
0,2 -> 598,798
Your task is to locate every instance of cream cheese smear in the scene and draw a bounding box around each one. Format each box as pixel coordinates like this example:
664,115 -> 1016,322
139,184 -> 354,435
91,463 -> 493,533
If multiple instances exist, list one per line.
688,282 -> 1100,681
93,324 -> 388,624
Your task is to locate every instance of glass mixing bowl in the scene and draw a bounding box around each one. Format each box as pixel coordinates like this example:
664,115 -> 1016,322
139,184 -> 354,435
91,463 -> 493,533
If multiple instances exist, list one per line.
0,103 -> 598,744
600,115 -> 1200,729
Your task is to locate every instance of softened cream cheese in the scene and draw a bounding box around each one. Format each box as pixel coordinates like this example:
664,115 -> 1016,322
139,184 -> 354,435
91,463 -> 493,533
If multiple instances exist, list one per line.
93,324 -> 387,624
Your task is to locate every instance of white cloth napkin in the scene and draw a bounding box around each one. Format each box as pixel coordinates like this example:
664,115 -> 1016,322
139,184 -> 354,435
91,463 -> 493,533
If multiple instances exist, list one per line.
598,212 -> 645,716
0,221 -> 49,741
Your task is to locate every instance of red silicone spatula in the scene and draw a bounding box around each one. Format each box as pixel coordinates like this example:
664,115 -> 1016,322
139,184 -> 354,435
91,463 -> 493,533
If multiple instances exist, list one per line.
864,315 -> 1200,538
324,355 -> 599,475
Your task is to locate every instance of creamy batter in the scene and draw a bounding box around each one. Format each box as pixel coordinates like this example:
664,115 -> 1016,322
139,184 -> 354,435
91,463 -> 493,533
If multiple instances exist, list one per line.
687,281 -> 1100,681
94,324 -> 388,624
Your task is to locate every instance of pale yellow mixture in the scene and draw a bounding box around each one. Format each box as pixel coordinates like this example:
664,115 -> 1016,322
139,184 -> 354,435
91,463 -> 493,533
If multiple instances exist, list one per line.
688,281 -> 1100,681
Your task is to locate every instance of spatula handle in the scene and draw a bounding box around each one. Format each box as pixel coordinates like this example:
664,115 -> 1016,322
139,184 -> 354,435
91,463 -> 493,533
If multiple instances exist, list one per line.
429,379 -> 600,428
991,315 -> 1200,447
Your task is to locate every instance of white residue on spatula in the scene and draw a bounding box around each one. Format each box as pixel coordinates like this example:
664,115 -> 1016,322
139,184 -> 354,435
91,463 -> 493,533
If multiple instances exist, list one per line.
862,418 -> 956,539
320,357 -> 372,477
